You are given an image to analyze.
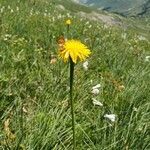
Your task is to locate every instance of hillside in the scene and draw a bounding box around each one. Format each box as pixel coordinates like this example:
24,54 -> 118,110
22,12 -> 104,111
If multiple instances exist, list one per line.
0,0 -> 150,149
69,0 -> 150,37
76,0 -> 150,17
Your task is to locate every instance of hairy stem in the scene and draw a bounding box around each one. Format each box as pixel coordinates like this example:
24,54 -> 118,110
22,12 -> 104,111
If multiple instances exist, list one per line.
70,58 -> 75,150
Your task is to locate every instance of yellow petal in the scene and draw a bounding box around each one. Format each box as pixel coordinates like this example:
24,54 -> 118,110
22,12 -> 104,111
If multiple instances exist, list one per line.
58,40 -> 91,63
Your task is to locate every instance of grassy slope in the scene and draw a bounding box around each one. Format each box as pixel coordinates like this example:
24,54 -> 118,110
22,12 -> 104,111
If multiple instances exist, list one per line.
56,0 -> 93,13
72,0 -> 150,38
0,0 -> 150,149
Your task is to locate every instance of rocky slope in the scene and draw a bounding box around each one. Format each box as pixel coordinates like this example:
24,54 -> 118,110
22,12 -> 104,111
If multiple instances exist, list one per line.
75,0 -> 150,17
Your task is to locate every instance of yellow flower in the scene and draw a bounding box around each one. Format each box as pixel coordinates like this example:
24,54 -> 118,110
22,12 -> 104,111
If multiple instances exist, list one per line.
59,40 -> 91,63
66,19 -> 71,25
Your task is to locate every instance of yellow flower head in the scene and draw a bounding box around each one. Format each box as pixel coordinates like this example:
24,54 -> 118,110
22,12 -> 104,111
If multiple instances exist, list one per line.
66,19 -> 71,25
59,40 -> 91,63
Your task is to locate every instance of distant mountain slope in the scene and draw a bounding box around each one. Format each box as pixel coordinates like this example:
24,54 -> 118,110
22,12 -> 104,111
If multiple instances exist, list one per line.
138,0 -> 150,16
60,0 -> 150,37
77,0 -> 150,17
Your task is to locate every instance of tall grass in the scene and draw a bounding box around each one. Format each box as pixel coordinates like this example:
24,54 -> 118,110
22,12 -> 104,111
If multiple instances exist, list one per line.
0,0 -> 150,149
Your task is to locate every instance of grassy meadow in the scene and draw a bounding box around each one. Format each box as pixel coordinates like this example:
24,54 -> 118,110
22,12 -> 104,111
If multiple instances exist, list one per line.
0,0 -> 150,149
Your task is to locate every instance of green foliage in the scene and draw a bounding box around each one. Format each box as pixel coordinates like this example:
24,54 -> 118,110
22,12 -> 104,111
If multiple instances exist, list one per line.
0,0 -> 150,149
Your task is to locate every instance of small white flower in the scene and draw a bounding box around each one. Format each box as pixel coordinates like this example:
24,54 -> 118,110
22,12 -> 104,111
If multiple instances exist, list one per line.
5,34 -> 12,38
8,5 -> 11,9
88,25 -> 92,28
85,21 -> 89,25
16,7 -> 19,11
92,84 -> 101,90
133,107 -> 138,112
145,56 -> 150,62
66,13 -> 71,17
3,37 -> 8,41
104,114 -> 116,122
1,8 -> 4,13
138,35 -> 147,41
3,34 -> 12,41
10,9 -> 14,13
83,61 -> 88,71
91,88 -> 100,95
92,98 -> 103,106
91,84 -> 101,95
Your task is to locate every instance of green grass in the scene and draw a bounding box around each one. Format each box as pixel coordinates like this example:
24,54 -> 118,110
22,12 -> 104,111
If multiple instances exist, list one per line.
0,0 -> 150,149
56,0 -> 93,13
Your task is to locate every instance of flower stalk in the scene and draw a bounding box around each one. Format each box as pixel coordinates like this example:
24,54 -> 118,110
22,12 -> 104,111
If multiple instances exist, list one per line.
69,57 -> 76,149
66,19 -> 71,34
67,24 -> 70,34
58,19 -> 91,149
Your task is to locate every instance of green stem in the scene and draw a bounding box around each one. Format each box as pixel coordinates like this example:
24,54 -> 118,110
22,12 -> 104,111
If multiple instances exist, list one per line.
67,25 -> 70,34
70,58 -> 75,150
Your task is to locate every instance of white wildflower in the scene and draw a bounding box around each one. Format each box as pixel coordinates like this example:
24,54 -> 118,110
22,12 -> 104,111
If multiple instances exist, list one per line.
1,7 -> 4,13
8,5 -> 11,9
104,114 -> 116,122
66,13 -> 71,17
88,25 -> 92,28
4,37 -> 8,41
3,34 -> 12,41
84,38 -> 88,42
145,56 -> 150,62
10,9 -> 14,13
138,35 -> 147,41
108,123 -> 113,127
133,107 -> 138,112
85,21 -> 89,25
83,61 -> 88,71
91,88 -> 100,95
2,6 -> 5,10
92,84 -> 101,90
91,84 -> 101,95
92,98 -> 103,106
16,6 -> 19,11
